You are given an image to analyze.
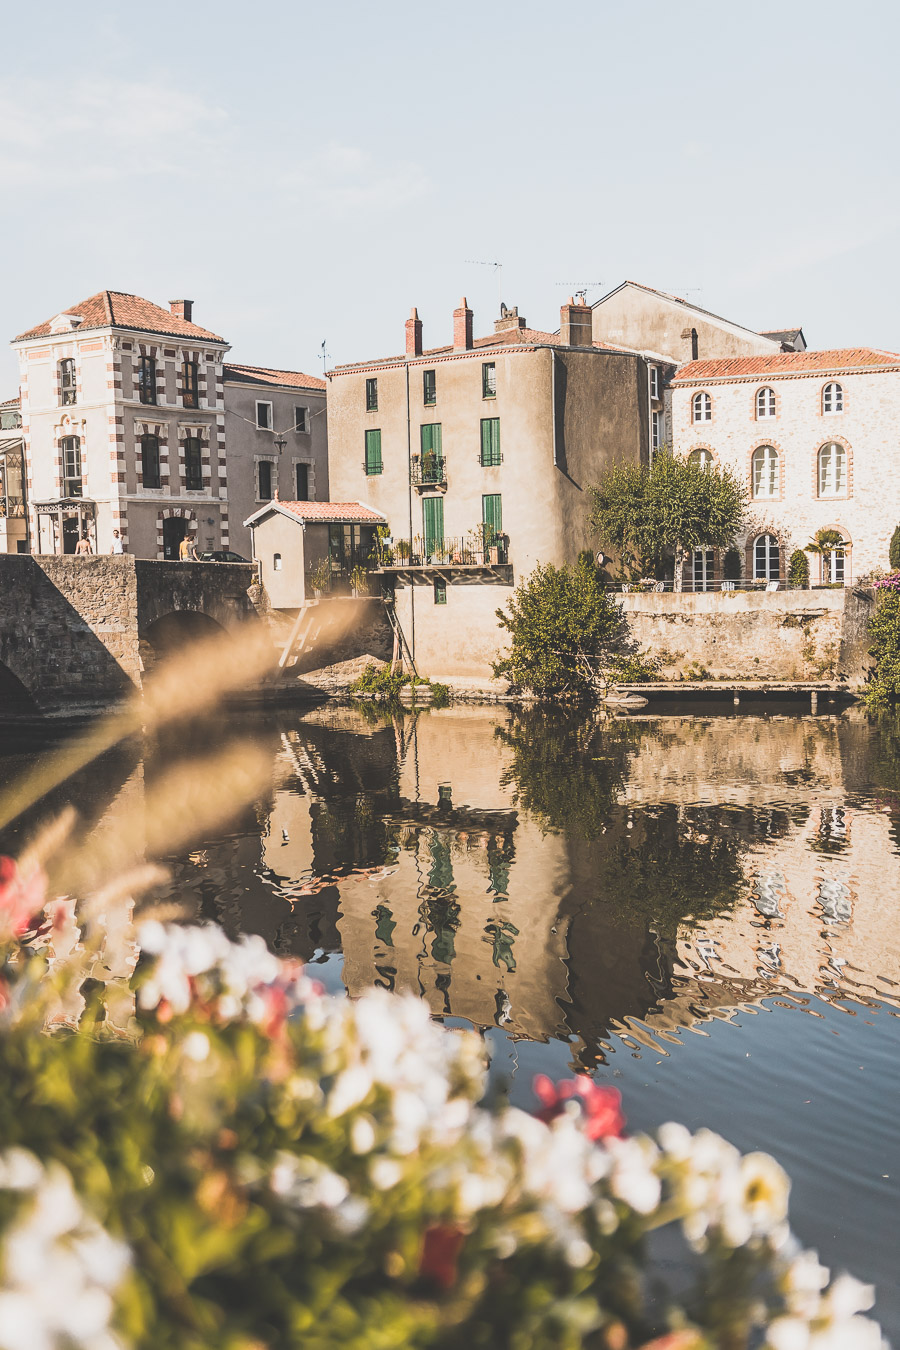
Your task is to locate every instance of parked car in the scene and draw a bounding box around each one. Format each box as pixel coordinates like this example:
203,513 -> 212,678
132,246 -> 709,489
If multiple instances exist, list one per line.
199,550 -> 249,563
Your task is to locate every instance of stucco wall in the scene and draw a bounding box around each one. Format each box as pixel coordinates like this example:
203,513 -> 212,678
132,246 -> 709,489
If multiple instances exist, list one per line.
393,576 -> 512,688
620,588 -> 874,686
591,286 -> 781,364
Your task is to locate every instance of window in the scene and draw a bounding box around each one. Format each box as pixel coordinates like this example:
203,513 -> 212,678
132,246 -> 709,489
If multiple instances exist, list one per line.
257,460 -> 273,500
649,366 -> 659,400
181,361 -> 199,409
752,445 -> 779,499
480,417 -> 501,466
823,382 -> 843,414
754,533 -> 780,581
756,386 -> 776,419
365,377 -> 378,412
651,410 -> 662,452
822,540 -> 847,585
60,435 -> 82,496
140,434 -> 161,488
423,370 -> 436,405
423,496 -> 444,557
295,462 -> 310,500
256,401 -> 273,431
692,391 -> 712,423
364,428 -> 382,475
818,441 -> 846,497
689,448 -> 713,471
59,358 -> 76,406
433,577 -> 447,605
294,406 -> 309,433
482,493 -> 502,544
420,423 -> 442,478
273,553 -> 282,572
692,549 -> 714,592
138,356 -> 157,406
482,362 -> 497,399
183,436 -> 203,490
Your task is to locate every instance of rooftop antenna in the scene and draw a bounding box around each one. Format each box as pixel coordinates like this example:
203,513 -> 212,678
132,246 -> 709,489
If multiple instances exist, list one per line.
555,281 -> 603,305
320,338 -> 330,377
465,259 -> 503,312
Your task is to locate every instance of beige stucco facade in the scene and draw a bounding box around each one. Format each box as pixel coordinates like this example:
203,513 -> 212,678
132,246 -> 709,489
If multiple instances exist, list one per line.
592,281 -> 786,366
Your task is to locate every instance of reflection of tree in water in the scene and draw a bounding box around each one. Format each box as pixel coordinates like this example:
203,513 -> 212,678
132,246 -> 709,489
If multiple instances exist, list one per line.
309,797 -> 399,876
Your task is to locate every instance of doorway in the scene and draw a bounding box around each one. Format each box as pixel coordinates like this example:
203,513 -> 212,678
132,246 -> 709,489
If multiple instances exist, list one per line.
163,517 -> 189,560
692,549 -> 714,591
62,517 -> 80,554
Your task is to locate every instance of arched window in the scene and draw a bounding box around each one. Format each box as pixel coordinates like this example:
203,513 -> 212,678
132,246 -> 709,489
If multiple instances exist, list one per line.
756,386 -> 776,418
754,533 -> 780,581
752,445 -> 779,498
692,391 -> 712,423
689,448 -> 713,471
823,382 -> 843,414
140,434 -> 161,489
60,435 -> 82,497
818,442 -> 846,497
59,358 -> 76,406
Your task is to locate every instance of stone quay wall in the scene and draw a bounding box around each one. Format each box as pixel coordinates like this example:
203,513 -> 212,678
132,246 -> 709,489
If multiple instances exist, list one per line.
620,587 -> 874,687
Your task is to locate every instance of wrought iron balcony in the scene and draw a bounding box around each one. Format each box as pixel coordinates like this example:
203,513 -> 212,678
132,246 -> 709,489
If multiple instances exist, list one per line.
381,531 -> 510,571
410,455 -> 447,488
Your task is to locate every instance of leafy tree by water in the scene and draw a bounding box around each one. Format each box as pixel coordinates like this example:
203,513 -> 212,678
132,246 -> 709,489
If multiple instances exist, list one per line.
863,587 -> 900,709
588,450 -> 747,585
493,556 -> 627,698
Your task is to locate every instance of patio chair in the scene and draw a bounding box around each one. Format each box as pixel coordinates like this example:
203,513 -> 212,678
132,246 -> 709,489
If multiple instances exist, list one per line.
765,580 -> 780,592
720,581 -> 736,592
653,580 -> 666,592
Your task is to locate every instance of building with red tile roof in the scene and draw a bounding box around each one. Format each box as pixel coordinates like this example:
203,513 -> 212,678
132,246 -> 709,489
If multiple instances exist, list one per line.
224,363 -> 326,391
244,499 -> 386,607
672,349 -> 900,384
14,291 -> 226,344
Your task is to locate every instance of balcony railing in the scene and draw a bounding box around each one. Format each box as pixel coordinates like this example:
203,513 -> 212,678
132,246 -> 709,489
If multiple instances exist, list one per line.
384,532 -> 510,568
409,455 -> 447,488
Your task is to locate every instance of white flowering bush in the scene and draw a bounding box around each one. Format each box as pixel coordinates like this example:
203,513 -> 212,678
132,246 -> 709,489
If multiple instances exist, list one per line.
0,857 -> 887,1350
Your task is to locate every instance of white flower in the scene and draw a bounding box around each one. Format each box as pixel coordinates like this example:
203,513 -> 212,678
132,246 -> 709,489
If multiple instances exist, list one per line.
607,1136 -> 661,1215
182,1032 -> 210,1063
350,1115 -> 376,1155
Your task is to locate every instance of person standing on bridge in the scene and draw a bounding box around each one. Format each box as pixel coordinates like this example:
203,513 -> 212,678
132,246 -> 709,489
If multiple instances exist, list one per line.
74,533 -> 93,556
110,530 -> 124,555
178,531 -> 199,562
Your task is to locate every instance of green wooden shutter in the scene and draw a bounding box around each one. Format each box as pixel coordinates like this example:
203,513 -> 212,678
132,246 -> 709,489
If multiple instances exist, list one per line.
365,429 -> 382,475
423,496 -> 444,556
480,418 -> 500,466
420,424 -> 442,455
482,493 -> 502,543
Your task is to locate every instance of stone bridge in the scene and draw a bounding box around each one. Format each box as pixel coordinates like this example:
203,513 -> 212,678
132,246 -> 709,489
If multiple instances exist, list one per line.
0,556 -> 260,716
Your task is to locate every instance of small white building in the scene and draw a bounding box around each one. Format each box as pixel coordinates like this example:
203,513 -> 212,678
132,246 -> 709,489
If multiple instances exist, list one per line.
244,500 -> 386,608
670,347 -> 900,587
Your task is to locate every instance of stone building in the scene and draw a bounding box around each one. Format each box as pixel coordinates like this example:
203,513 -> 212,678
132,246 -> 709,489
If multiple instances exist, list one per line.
0,397 -> 26,553
326,297 -> 671,686
670,347 -> 900,586
591,280 -> 806,366
10,291 -> 326,560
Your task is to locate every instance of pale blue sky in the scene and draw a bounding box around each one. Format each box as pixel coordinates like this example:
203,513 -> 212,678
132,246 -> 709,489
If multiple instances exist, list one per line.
2,0 -> 898,393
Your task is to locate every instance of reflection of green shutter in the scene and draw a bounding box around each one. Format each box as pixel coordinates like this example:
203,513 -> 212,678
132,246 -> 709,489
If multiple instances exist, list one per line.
364,429 -> 382,475
480,417 -> 500,466
420,424 -> 442,455
482,493 -> 502,542
423,496 -> 444,555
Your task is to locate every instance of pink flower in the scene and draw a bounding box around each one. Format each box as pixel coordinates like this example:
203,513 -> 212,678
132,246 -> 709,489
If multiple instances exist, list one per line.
0,857 -> 48,941
533,1074 -> 625,1141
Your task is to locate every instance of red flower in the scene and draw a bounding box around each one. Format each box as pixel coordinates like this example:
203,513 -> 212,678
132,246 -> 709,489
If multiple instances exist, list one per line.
0,857 -> 47,941
419,1223 -> 466,1290
533,1074 -> 625,1141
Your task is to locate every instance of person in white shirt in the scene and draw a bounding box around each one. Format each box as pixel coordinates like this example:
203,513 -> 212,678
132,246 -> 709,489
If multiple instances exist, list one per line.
110,529 -> 124,555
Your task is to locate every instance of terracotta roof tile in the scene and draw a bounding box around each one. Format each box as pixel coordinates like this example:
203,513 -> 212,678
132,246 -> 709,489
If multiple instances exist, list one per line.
224,363 -> 326,390
274,501 -> 386,523
330,325 -> 634,373
14,291 -> 225,343
0,396 -> 19,408
672,348 -> 900,383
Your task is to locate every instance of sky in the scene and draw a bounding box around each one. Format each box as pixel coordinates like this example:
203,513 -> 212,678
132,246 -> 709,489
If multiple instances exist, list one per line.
1,0 -> 898,392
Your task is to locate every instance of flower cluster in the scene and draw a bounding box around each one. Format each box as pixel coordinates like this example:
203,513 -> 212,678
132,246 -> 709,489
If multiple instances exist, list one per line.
0,1149 -> 130,1350
872,570 -> 900,591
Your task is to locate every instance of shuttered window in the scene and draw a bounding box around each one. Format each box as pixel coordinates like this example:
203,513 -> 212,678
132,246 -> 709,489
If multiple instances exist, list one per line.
365,378 -> 378,412
420,423 -> 442,456
482,362 -> 496,398
423,370 -> 436,405
423,496 -> 444,556
482,493 -> 502,543
364,429 -> 382,475
480,417 -> 501,466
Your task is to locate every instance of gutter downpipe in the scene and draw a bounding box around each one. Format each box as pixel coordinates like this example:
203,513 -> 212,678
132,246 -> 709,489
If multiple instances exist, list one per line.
551,349 -> 558,468
405,360 -> 415,663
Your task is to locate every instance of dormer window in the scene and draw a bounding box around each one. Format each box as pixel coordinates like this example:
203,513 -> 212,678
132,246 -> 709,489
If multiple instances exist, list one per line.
756,386 -> 776,419
49,313 -> 83,334
59,358 -> 76,406
692,391 -> 712,423
823,382 -> 843,414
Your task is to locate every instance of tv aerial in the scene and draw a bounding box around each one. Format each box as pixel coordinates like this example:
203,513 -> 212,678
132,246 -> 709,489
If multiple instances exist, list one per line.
465,259 -> 503,310
555,281 -> 603,305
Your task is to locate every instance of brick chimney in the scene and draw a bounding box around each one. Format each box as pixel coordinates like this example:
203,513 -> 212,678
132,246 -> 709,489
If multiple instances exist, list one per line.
453,297 -> 473,350
170,299 -> 194,323
494,303 -> 526,334
560,296 -> 592,347
405,306 -> 423,357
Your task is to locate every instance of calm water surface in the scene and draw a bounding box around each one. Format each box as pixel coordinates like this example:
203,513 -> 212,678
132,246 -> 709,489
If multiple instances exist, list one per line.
2,702 -> 899,1337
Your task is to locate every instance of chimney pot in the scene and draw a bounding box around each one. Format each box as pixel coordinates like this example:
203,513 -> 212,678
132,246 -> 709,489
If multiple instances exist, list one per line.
170,299 -> 194,323
453,297 -> 474,351
405,306 -> 423,357
560,296 -> 592,347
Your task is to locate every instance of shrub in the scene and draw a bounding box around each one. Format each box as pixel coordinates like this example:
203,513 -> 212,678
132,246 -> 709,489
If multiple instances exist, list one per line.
863,583 -> 900,709
349,663 -> 450,708
890,525 -> 900,570
788,549 -> 810,587
0,857 -> 886,1350
722,547 -> 742,581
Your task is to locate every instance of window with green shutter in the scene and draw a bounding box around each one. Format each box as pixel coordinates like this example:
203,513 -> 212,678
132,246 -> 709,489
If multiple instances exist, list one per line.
364,429 -> 382,475
423,496 -> 444,557
423,370 -> 436,405
420,423 -> 442,456
482,362 -> 496,398
365,378 -> 378,412
482,493 -> 502,543
433,578 -> 447,605
480,417 -> 501,466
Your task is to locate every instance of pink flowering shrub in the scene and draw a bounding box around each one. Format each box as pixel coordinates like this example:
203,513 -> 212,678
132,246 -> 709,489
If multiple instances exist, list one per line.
0,858 -> 887,1350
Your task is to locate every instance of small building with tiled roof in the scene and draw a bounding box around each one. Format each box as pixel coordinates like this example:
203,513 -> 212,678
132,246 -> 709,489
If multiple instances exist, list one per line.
671,344 -> 900,587
326,296 -> 673,686
244,499 -> 386,608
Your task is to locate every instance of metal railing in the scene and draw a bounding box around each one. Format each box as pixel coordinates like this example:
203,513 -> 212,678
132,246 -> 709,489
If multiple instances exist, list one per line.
386,533 -> 510,567
409,456 -> 447,487
610,578 -> 857,594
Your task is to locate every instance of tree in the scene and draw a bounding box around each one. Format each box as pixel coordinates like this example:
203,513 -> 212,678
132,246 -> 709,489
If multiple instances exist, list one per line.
889,525 -> 900,570
788,549 -> 810,587
805,528 -> 844,583
493,555 -> 626,698
588,450 -> 747,589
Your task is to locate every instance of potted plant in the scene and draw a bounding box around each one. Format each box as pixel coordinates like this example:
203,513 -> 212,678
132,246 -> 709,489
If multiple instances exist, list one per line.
308,558 -> 331,599
395,539 -> 411,567
349,565 -> 369,598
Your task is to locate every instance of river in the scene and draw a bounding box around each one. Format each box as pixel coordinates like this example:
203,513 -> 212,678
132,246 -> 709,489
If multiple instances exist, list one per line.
2,700 -> 899,1337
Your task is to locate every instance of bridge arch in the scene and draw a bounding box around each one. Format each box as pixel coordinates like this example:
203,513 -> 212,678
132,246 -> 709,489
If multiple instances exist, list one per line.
0,656 -> 43,716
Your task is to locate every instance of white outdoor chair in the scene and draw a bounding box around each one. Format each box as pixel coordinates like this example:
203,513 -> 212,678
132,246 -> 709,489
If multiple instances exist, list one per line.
621,583 -> 632,593
653,580 -> 666,592
720,581 -> 736,592
765,580 -> 780,592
